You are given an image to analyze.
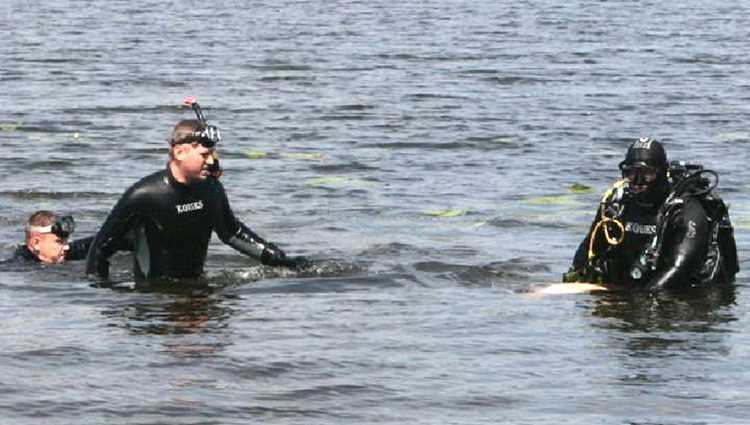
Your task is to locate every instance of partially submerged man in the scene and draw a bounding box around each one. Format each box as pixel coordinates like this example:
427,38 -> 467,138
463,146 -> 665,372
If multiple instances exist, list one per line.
86,100 -> 305,281
565,137 -> 738,291
3,211 -> 90,264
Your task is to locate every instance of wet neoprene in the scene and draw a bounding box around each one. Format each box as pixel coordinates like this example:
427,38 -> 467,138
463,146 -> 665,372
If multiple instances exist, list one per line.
2,236 -> 93,264
86,168 -> 284,279
573,194 -> 714,288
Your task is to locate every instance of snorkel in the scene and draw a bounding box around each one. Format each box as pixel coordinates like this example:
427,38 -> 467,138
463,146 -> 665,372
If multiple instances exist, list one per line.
181,97 -> 222,177
181,96 -> 221,147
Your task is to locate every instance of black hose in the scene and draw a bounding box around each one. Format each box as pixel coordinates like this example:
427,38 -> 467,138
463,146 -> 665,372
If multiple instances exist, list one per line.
673,169 -> 718,198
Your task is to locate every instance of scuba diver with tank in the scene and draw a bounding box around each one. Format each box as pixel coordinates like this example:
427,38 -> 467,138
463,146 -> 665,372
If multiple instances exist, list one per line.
564,137 -> 738,291
85,97 -> 308,283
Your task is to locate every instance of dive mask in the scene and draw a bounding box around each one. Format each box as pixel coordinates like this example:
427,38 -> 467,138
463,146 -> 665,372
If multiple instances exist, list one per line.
619,163 -> 660,186
189,125 -> 221,148
176,96 -> 221,148
26,215 -> 75,238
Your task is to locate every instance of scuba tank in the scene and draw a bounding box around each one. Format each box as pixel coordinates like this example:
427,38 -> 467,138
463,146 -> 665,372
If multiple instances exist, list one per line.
628,161 -> 738,284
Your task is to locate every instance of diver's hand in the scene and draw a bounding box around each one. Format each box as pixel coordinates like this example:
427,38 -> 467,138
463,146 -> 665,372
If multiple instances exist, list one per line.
562,267 -> 582,283
260,242 -> 286,265
95,259 -> 110,279
260,244 -> 309,269
285,255 -> 311,270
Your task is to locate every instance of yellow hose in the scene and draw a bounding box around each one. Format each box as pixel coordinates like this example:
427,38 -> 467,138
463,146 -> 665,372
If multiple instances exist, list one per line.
587,180 -> 627,261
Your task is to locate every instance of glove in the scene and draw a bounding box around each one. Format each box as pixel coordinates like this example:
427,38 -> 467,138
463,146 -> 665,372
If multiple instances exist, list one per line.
286,255 -> 311,270
562,266 -> 606,284
260,243 -> 309,270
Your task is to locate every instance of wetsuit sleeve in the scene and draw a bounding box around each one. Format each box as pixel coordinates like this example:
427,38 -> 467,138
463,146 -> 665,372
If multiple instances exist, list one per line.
648,199 -> 710,290
69,235 -> 132,262
572,205 -> 605,270
85,187 -> 143,278
65,236 -> 94,261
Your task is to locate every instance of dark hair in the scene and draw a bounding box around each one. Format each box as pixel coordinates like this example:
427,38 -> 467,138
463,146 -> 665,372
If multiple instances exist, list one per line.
169,119 -> 203,145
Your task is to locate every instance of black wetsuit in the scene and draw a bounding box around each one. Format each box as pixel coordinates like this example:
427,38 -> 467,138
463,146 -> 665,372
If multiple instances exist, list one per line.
574,197 -> 661,286
85,168 -> 282,280
573,192 -> 731,289
2,236 -> 93,264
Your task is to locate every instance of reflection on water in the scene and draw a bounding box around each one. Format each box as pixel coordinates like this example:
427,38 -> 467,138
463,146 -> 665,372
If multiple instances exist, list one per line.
101,290 -> 238,358
589,284 -> 738,394
591,284 -> 737,334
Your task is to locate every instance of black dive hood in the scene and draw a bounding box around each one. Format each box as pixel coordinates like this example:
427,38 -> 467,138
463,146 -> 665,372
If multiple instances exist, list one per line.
619,138 -> 669,206
619,137 -> 667,169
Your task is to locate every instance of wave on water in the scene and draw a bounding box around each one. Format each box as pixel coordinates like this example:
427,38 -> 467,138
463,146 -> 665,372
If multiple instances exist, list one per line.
259,75 -> 315,82
360,141 -> 483,150
360,137 -> 530,151
0,190 -> 111,200
310,161 -> 379,173
226,259 -> 363,283
12,122 -> 94,133
412,258 -> 551,288
226,273 -> 411,295
60,105 -> 184,114
482,76 -> 547,85
24,160 -> 76,170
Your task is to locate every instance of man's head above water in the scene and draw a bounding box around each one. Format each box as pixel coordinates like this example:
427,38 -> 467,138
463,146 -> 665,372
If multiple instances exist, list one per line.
25,210 -> 74,263
618,137 -> 669,202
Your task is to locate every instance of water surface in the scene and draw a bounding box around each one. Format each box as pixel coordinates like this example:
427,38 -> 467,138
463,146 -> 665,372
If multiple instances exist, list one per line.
1,1 -> 749,424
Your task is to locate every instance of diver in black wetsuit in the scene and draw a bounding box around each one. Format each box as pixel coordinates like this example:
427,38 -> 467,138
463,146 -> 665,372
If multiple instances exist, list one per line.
566,138 -> 738,291
2,210 -> 92,264
86,99 -> 305,281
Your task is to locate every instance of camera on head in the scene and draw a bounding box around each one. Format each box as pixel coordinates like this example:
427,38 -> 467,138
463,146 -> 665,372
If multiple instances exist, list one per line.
51,216 -> 75,238
26,215 -> 75,238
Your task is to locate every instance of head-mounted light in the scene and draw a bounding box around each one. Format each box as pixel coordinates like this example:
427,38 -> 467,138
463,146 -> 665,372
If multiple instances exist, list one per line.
190,125 -> 221,148
26,215 -> 75,238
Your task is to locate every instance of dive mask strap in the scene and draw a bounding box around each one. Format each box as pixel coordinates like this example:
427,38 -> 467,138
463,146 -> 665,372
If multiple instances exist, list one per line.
26,216 -> 75,238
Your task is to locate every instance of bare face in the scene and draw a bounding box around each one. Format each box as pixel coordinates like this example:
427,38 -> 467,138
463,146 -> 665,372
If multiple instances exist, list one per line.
30,233 -> 70,263
174,143 -> 216,183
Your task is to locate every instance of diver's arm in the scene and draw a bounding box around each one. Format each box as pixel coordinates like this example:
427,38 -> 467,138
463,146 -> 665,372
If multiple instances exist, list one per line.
85,188 -> 141,278
212,181 -> 302,268
572,204 -> 605,270
69,235 -> 132,262
225,222 -> 271,260
648,200 -> 710,290
66,236 -> 94,261
572,234 -> 592,271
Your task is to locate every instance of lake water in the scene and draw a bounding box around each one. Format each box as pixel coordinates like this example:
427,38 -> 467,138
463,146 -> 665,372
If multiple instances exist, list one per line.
1,1 -> 749,424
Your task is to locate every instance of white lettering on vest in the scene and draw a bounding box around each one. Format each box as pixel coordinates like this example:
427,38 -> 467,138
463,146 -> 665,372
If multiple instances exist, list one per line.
176,200 -> 204,214
624,222 -> 657,235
